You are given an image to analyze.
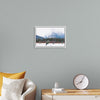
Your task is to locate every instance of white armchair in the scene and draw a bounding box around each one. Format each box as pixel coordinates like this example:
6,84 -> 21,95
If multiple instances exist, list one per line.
21,79 -> 36,100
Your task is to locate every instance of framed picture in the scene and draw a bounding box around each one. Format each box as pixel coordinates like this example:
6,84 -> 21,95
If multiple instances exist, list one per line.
35,26 -> 66,48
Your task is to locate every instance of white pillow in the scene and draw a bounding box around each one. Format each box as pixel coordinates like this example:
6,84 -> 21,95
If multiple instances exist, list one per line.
1,77 -> 25,100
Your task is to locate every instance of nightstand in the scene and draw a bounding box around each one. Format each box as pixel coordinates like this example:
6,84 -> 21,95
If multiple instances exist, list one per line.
42,89 -> 100,100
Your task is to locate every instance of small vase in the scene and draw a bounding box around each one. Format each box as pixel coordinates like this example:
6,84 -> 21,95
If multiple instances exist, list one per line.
54,82 -> 59,88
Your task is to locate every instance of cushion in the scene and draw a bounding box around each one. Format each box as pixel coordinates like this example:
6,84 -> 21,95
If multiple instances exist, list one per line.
0,71 -> 26,96
1,77 -> 25,100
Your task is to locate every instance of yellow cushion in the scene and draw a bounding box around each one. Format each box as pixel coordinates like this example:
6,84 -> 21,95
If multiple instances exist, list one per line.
0,71 -> 26,96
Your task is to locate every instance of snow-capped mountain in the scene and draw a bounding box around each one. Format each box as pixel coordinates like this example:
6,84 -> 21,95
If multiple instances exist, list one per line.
36,35 -> 44,40
47,32 -> 65,39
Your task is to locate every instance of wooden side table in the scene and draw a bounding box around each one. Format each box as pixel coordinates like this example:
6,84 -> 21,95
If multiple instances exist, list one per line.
42,89 -> 100,100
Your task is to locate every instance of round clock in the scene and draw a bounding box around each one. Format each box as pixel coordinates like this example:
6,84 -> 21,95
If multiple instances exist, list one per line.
73,74 -> 89,89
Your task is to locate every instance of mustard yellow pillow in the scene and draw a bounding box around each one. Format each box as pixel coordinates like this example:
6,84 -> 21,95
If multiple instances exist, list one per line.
0,71 -> 26,96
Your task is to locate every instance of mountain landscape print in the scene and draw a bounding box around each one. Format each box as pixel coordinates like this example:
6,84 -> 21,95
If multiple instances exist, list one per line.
35,26 -> 66,48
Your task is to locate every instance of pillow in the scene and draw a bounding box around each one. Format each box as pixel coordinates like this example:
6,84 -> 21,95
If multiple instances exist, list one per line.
0,71 -> 26,96
1,77 -> 25,100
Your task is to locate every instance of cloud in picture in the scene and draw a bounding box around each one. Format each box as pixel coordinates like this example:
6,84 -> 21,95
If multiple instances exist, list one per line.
36,28 -> 64,38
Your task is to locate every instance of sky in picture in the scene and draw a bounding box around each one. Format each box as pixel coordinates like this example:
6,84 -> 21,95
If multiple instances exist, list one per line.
36,28 -> 64,38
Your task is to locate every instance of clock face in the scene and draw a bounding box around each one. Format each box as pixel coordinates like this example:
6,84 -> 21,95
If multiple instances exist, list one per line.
73,74 -> 89,89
